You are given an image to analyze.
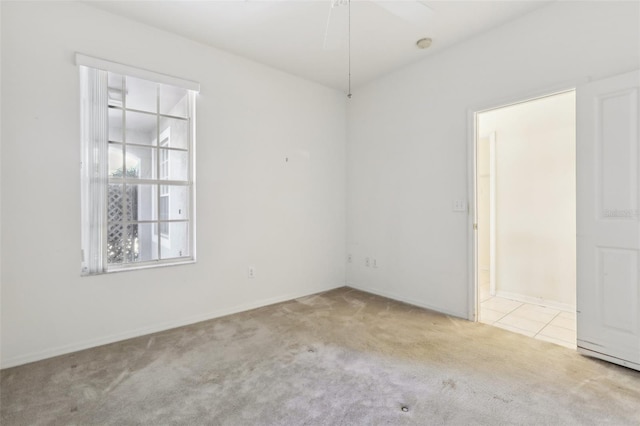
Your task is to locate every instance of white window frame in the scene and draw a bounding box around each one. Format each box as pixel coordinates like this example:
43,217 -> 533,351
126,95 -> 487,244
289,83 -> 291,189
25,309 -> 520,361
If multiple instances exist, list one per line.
78,54 -> 199,275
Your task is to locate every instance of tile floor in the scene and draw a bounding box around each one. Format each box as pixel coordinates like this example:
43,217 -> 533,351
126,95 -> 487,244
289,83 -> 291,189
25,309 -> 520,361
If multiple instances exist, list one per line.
479,295 -> 577,349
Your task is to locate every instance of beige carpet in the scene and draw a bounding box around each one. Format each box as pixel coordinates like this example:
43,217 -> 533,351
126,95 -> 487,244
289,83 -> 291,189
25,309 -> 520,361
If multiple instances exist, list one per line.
2,287 -> 639,425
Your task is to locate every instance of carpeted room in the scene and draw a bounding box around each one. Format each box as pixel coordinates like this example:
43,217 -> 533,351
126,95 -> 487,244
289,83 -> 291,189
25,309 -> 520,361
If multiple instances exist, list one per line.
3,288 -> 640,424
2,1 -> 640,424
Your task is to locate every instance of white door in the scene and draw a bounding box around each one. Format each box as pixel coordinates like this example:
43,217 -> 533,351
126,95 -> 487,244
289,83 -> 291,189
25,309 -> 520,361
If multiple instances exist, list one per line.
577,69 -> 640,370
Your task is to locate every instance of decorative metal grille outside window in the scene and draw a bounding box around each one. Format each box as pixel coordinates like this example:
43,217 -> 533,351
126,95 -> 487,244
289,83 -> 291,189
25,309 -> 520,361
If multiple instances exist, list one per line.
78,54 -> 199,275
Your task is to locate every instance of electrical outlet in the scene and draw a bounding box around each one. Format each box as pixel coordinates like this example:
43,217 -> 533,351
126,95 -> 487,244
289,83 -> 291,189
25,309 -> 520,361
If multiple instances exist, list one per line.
365,257 -> 370,267
248,266 -> 255,279
347,254 -> 352,263
453,200 -> 467,212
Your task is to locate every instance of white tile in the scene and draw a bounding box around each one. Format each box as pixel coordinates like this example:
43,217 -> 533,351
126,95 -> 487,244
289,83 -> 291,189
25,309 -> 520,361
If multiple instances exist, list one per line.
479,308 -> 506,324
548,315 -> 576,331
496,314 -> 548,334
486,299 -> 577,348
558,311 -> 576,320
535,334 -> 576,350
481,297 -> 523,314
517,302 -> 560,316
537,324 -> 576,343
492,322 -> 536,338
509,304 -> 560,323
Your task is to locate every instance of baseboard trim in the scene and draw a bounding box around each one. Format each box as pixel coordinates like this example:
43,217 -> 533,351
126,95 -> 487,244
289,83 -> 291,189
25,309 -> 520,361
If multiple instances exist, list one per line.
347,284 -> 467,319
495,290 -> 575,312
1,284 -> 344,370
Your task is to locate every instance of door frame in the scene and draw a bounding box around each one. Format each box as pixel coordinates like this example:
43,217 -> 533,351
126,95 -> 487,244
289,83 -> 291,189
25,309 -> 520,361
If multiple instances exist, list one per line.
466,80 -> 585,322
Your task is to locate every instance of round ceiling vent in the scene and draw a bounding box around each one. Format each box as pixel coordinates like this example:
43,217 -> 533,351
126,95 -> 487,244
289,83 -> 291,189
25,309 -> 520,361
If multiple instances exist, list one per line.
416,38 -> 433,49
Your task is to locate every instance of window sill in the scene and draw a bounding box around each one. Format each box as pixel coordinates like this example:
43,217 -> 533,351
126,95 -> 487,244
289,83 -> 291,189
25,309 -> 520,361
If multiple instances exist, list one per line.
82,257 -> 196,276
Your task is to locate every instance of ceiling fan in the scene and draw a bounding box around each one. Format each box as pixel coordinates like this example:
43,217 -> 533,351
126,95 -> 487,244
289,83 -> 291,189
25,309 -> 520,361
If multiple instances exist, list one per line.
323,0 -> 434,50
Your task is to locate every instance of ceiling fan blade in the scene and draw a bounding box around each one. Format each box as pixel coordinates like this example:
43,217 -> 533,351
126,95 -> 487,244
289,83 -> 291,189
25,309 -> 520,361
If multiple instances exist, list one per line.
323,0 -> 348,50
373,1 -> 434,23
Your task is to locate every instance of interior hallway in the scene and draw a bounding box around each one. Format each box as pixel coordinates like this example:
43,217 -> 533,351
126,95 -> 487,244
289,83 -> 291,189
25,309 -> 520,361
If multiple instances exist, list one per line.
2,288 -> 638,425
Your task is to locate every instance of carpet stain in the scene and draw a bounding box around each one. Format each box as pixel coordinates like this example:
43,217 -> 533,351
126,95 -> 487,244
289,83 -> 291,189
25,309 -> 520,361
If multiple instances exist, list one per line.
441,379 -> 456,390
493,395 -> 512,404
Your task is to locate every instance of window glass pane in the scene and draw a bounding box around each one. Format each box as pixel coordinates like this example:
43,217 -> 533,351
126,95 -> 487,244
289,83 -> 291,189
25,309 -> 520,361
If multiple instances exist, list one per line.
107,184 -> 124,223
107,223 -> 125,264
126,76 -> 157,113
158,149 -> 188,181
159,116 -> 188,149
108,144 -> 124,178
159,195 -> 169,220
126,224 -> 159,263
160,222 -> 189,259
126,111 -> 156,145
159,185 -> 189,220
159,214 -> 169,237
108,73 -> 124,107
159,84 -> 188,117
123,184 -> 137,221
126,146 -> 156,179
124,225 -> 136,263
108,108 -> 123,142
125,184 -> 157,221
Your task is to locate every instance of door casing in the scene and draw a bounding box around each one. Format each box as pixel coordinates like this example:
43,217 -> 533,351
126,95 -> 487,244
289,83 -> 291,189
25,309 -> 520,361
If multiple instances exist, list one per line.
466,81 -> 584,322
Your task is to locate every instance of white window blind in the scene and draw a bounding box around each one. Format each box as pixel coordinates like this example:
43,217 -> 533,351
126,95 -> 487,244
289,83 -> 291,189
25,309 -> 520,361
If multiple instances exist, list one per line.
80,66 -> 109,274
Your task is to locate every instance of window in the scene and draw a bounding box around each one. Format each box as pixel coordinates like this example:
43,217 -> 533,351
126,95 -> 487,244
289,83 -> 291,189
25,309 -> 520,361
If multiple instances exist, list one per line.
78,54 -> 199,275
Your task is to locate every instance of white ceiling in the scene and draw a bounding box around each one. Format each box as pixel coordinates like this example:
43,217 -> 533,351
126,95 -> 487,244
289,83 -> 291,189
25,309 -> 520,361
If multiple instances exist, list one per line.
87,0 -> 554,92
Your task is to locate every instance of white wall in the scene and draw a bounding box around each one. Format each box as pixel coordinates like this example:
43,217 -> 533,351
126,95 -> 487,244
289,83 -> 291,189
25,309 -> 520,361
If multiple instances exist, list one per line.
347,1 -> 640,317
0,2 -> 346,368
479,92 -> 576,308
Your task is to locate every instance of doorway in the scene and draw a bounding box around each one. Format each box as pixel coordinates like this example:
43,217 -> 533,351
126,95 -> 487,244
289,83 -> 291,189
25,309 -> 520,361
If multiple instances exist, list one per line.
474,91 -> 577,349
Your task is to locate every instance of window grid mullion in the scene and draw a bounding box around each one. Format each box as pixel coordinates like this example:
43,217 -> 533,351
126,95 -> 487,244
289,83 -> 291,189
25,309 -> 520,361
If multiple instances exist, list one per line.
108,140 -> 188,153
121,75 -> 128,263
156,84 -> 162,261
108,178 -> 189,186
108,104 -> 188,122
188,92 -> 195,263
127,219 -> 189,224
101,71 -> 110,272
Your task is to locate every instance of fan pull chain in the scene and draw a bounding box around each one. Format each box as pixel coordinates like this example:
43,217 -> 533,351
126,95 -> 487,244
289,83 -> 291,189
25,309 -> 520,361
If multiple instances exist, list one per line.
347,0 -> 352,99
